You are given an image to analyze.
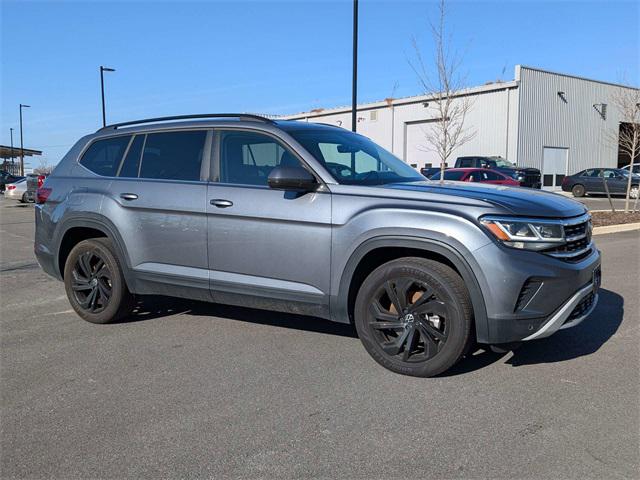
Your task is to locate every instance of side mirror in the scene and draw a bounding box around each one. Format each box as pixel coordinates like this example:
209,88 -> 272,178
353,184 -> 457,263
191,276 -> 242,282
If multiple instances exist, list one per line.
268,165 -> 318,192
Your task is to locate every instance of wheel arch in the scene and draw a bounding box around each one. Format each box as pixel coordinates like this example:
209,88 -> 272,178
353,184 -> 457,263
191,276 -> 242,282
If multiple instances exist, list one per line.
333,236 -> 490,343
55,216 -> 134,289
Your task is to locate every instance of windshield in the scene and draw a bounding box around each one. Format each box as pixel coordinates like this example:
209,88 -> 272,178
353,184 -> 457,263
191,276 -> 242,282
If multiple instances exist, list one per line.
489,157 -> 516,168
287,129 -> 424,185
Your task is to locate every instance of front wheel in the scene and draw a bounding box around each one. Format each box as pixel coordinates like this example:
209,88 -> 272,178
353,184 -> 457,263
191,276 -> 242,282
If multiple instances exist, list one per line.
64,238 -> 133,324
354,257 -> 473,377
630,185 -> 639,199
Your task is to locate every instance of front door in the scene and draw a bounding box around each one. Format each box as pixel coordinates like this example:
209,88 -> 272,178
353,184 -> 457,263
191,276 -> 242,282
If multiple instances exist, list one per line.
206,129 -> 332,318
542,147 -> 569,191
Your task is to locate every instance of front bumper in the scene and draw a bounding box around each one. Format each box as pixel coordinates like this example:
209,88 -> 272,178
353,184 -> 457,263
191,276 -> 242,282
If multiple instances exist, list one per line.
522,281 -> 599,340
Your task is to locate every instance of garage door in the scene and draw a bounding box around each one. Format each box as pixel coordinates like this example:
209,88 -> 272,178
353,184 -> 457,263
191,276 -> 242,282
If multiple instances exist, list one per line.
542,147 -> 569,191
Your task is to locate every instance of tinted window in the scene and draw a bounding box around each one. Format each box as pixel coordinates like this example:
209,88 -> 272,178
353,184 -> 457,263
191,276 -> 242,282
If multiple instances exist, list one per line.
457,158 -> 474,168
80,136 -> 131,176
484,171 -> 502,181
119,135 -> 144,178
219,131 -> 300,186
602,169 -> 618,179
140,131 -> 206,181
432,170 -> 466,181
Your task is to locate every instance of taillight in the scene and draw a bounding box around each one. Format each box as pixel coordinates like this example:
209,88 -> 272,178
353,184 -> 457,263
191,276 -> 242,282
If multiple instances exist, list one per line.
561,176 -> 569,186
37,175 -> 45,188
36,187 -> 52,204
7,185 -> 16,190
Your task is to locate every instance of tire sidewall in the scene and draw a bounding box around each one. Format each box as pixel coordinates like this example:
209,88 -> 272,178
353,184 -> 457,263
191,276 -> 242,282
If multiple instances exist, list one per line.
63,239 -> 127,324
354,259 -> 471,377
572,185 -> 585,197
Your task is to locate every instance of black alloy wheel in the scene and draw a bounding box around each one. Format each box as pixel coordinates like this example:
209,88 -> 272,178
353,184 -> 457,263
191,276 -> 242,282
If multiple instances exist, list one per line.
368,278 -> 449,363
64,238 -> 133,324
354,257 -> 473,377
71,251 -> 112,314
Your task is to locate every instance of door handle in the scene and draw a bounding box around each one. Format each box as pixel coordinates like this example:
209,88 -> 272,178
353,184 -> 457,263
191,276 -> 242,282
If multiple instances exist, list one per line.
120,193 -> 138,201
210,199 -> 233,208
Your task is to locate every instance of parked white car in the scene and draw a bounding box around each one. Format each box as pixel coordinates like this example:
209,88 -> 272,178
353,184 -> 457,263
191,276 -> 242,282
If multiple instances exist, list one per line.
4,178 -> 31,202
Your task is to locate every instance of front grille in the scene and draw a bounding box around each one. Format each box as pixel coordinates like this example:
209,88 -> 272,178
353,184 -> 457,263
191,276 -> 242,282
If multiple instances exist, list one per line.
523,171 -> 541,187
564,292 -> 595,324
544,217 -> 592,261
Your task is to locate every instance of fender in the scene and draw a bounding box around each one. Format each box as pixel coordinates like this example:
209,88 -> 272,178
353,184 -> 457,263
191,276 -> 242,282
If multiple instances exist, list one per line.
54,213 -> 136,291
331,236 -> 490,344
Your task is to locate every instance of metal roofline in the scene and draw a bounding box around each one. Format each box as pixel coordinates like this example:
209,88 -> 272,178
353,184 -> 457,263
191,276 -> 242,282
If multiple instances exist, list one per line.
517,65 -> 640,90
282,81 -> 519,120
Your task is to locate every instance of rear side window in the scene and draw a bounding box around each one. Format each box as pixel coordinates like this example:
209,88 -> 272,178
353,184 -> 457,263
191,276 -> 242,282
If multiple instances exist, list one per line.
80,136 -> 131,177
140,131 -> 206,181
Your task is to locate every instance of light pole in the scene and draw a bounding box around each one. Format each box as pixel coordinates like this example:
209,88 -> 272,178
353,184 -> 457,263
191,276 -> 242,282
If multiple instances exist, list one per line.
19,104 -> 30,176
10,128 -> 14,167
100,66 -> 116,127
351,0 -> 358,133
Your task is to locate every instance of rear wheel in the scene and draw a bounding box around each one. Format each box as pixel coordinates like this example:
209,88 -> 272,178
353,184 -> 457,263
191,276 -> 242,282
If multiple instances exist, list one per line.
20,192 -> 29,203
64,238 -> 133,324
572,184 -> 586,197
354,257 -> 473,377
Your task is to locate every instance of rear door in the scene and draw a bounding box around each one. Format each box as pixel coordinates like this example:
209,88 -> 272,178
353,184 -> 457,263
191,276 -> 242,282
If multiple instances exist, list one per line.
105,129 -> 212,300
206,129 -> 332,317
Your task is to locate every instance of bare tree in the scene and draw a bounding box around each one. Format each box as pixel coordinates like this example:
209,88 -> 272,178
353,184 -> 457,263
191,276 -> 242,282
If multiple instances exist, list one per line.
609,86 -> 640,213
33,159 -> 53,176
409,0 -> 475,182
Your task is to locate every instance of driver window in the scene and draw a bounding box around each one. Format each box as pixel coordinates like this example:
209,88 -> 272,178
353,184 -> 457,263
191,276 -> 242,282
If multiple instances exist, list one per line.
219,131 -> 301,186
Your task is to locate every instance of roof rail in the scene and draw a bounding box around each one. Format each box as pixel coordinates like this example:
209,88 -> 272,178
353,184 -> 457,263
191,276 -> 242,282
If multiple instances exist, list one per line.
98,113 -> 276,132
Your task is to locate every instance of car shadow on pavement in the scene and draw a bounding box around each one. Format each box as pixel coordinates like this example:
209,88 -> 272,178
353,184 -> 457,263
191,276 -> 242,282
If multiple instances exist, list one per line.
443,288 -> 624,376
120,294 -> 358,338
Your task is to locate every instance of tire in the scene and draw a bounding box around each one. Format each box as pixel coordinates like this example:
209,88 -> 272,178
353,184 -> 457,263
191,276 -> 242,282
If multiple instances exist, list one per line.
571,184 -> 586,197
631,185 -> 639,199
63,238 -> 133,324
20,192 -> 28,203
354,257 -> 473,377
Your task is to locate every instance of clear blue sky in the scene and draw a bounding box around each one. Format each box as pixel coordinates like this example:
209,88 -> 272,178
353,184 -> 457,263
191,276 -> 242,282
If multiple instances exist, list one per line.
1,0 -> 639,168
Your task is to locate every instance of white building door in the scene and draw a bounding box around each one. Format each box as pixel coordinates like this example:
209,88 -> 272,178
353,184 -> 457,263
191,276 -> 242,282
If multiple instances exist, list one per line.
542,147 -> 569,191
404,121 -> 439,169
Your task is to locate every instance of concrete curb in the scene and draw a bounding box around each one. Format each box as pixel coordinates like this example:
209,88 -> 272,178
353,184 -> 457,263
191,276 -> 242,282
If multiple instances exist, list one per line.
593,223 -> 640,236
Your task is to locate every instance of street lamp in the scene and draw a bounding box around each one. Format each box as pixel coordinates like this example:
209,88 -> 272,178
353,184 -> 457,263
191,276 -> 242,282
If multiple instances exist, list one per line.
10,128 -> 14,166
19,104 -> 31,176
100,66 -> 116,127
351,0 -> 358,133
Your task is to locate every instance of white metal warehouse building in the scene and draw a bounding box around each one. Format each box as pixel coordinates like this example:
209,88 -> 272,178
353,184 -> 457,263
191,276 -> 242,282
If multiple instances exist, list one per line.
283,65 -> 639,190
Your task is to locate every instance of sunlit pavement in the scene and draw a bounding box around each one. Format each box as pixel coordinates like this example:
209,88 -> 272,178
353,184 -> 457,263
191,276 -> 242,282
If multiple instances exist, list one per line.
1,195 -> 638,479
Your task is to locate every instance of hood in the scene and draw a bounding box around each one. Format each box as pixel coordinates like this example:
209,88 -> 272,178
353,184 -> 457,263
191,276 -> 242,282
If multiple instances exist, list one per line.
381,181 -> 587,218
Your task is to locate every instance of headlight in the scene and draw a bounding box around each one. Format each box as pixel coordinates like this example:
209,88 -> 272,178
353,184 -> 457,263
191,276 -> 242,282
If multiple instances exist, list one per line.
480,217 -> 565,250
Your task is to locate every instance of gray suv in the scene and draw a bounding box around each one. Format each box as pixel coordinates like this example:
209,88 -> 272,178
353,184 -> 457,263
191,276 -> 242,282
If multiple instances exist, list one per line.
34,114 -> 601,377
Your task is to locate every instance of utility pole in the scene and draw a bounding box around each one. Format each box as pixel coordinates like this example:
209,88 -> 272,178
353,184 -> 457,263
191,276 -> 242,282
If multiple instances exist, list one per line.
100,66 -> 116,127
10,128 -> 14,167
351,0 -> 358,132
19,104 -> 30,176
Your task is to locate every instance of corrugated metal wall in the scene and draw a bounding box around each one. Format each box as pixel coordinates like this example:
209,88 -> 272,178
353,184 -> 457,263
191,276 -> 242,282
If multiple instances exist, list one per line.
286,83 -> 518,170
516,66 -> 636,173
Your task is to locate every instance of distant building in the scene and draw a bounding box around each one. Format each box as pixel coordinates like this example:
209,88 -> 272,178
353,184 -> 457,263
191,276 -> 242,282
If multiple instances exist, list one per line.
283,65 -> 639,191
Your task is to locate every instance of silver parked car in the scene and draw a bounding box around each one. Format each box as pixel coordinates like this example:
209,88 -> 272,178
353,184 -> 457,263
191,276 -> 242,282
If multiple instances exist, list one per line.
34,114 -> 601,377
4,178 -> 30,202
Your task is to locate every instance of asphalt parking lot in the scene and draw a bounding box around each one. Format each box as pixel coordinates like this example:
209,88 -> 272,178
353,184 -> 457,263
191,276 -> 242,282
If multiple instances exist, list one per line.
1,196 -> 639,479
562,193 -> 638,212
